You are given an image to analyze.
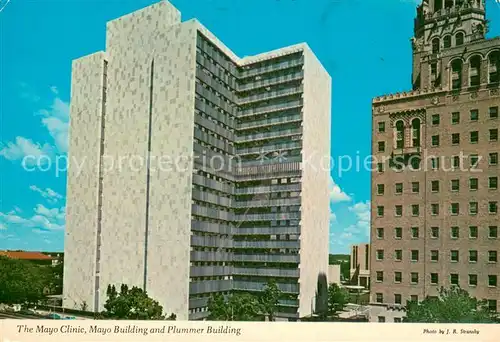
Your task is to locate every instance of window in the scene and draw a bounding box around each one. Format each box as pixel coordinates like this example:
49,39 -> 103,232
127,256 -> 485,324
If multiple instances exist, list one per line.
470,109 -> 479,121
431,157 -> 440,170
376,250 -> 384,260
377,206 -> 384,217
489,177 -> 498,189
394,227 -> 403,239
489,226 -> 498,238
432,114 -> 440,125
376,293 -> 383,303
410,295 -> 418,302
443,35 -> 451,48
378,141 -> 385,152
395,120 -> 405,149
469,55 -> 481,87
471,131 -> 479,143
489,201 -> 498,214
469,274 -> 478,286
490,107 -> 498,119
411,204 -> 419,216
378,316 -> 385,322
377,163 -> 384,172
411,272 -> 419,284
431,250 -> 439,262
451,59 -> 463,89
431,273 -> 439,285
411,182 -> 420,193
469,202 -> 478,215
431,227 -> 440,238
469,226 -> 478,239
490,129 -> 498,141
431,180 -> 439,192
431,135 -> 440,147
394,294 -> 402,305
411,250 -> 419,262
376,271 -> 384,282
489,51 -> 500,84
395,205 -> 403,216
469,178 -> 478,191
451,203 -> 459,215
489,251 -> 498,263
451,133 -> 460,145
490,153 -> 498,165
376,228 -> 384,239
487,300 -> 497,312
455,32 -> 464,46
450,273 -> 459,286
395,249 -> 403,261
377,184 -> 385,195
469,250 -> 478,263
451,250 -> 459,262
394,271 -> 402,283
432,38 -> 440,54
378,121 -> 386,132
411,227 -> 419,238
470,154 -> 479,168
489,275 -> 497,287
451,226 -> 460,239
395,183 -> 403,194
451,179 -> 460,191
452,112 -> 460,124
412,117 -> 422,147
431,203 -> 439,215
452,155 -> 460,168
394,318 -> 402,323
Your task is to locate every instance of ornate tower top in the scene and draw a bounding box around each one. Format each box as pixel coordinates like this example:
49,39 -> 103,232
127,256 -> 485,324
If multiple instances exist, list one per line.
412,0 -> 487,54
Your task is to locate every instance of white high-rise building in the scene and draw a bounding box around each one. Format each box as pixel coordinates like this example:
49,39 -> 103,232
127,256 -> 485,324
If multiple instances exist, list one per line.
63,1 -> 331,320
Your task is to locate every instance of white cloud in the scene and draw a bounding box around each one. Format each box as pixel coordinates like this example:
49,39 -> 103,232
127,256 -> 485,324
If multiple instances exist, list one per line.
50,86 -> 59,94
0,223 -> 6,230
0,203 -> 65,233
0,137 -> 54,165
38,97 -> 70,153
30,185 -> 63,203
330,212 -> 337,222
346,200 -> 371,237
329,176 -> 351,203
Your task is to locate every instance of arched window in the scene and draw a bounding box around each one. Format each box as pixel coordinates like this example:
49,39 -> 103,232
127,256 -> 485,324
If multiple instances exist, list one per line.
434,0 -> 443,12
451,59 -> 463,90
469,55 -> 482,87
455,32 -> 464,46
395,121 -> 405,149
432,38 -> 440,54
443,36 -> 451,49
411,118 -> 421,148
488,51 -> 499,84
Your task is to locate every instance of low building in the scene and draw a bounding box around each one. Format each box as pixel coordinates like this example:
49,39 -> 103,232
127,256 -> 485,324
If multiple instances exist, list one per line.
367,304 -> 406,323
0,250 -> 56,266
349,243 -> 370,288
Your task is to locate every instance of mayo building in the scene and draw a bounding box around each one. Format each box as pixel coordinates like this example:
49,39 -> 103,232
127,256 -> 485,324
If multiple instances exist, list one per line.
63,1 -> 331,320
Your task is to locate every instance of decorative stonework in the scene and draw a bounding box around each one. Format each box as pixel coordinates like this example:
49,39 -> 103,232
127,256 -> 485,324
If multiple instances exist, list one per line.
470,91 -> 478,99
430,96 -> 439,105
389,110 -> 426,126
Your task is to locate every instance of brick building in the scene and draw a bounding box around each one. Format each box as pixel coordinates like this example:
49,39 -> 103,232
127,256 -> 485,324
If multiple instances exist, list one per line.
371,0 -> 499,315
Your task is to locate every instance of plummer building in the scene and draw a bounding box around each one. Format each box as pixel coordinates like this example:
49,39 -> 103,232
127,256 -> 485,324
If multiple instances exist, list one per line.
63,1 -> 331,320
371,0 -> 500,316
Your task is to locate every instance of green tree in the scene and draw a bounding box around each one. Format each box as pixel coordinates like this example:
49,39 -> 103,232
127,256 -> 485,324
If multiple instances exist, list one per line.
327,283 -> 349,317
207,292 -> 262,321
405,286 -> 498,323
0,256 -> 48,306
260,279 -> 281,321
100,284 -> 175,320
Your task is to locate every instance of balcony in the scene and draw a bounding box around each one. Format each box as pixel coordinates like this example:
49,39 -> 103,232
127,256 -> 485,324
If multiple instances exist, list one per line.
392,145 -> 421,156
232,267 -> 299,278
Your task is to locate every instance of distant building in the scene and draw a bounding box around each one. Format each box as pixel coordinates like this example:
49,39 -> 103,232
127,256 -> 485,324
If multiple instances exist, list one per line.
328,264 -> 341,285
0,250 -> 56,266
350,243 -> 370,288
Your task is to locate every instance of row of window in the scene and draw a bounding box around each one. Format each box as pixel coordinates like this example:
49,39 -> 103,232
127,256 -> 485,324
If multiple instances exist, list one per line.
377,177 -> 498,195
376,272 -> 499,289
376,225 -> 499,240
376,201 -> 499,217
377,129 -> 498,152
376,107 -> 498,133
375,249 -> 499,263
430,129 -> 498,147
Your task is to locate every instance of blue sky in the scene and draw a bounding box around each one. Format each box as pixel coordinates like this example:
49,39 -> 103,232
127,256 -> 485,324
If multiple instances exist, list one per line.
1,0 -> 499,254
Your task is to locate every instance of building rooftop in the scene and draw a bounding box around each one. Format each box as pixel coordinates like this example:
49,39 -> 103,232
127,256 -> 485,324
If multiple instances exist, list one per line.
0,250 -> 55,261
